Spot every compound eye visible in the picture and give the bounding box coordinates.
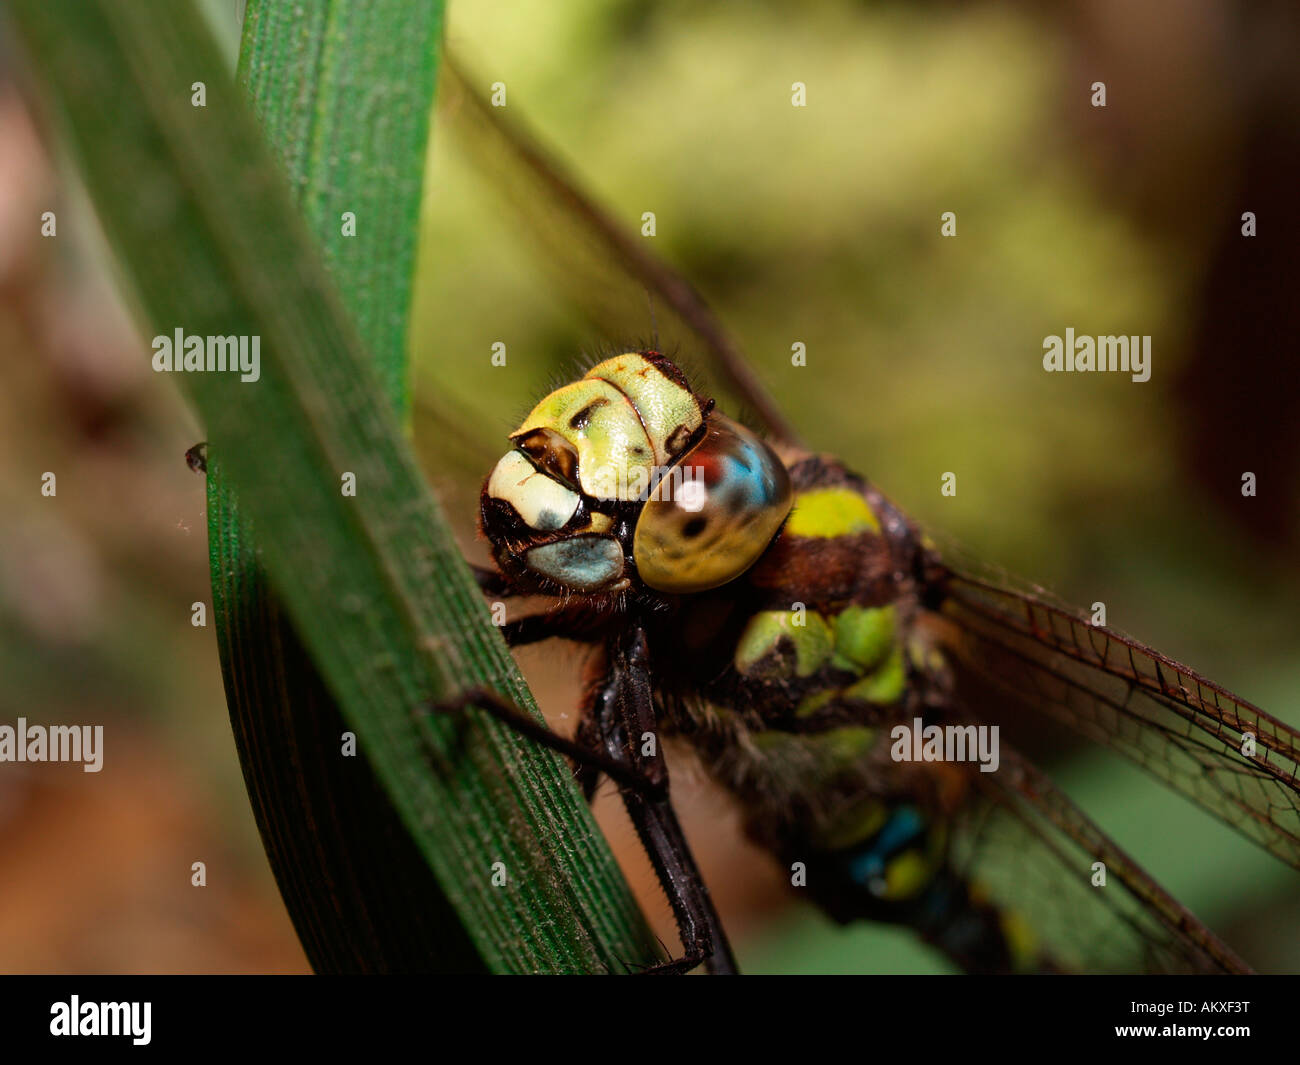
[633,414,792,593]
[512,427,581,490]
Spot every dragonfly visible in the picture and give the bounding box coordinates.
[428,56,1300,974]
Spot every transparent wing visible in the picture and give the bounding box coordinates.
[926,551,1300,870]
[948,745,1248,973]
[436,53,801,448]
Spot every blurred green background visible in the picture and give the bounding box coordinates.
[1,0,1296,972]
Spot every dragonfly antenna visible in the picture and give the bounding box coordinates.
[646,288,659,352]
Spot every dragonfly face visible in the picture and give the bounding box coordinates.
[480,351,794,597]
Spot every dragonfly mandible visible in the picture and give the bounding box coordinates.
[422,57,1300,974]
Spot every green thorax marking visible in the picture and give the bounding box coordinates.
[830,605,895,672]
[735,602,905,711]
[735,609,835,678]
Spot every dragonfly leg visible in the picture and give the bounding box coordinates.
[469,563,515,598]
[594,621,740,976]
[423,686,663,798]
[469,571,606,648]
[184,441,207,474]
[502,605,607,647]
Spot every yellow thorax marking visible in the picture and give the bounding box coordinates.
[786,487,880,538]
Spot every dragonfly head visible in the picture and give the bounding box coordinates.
[480,352,793,597]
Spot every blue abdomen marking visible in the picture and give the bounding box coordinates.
[845,805,926,891]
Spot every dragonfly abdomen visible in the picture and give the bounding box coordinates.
[800,802,1044,973]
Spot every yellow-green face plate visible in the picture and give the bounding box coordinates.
[511,354,703,501]
[585,354,703,466]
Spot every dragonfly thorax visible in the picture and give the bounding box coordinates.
[480,352,794,596]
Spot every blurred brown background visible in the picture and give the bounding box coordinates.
[1,0,1297,972]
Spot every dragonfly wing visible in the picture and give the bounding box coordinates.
[436,53,801,448]
[925,554,1300,869]
[949,744,1249,973]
